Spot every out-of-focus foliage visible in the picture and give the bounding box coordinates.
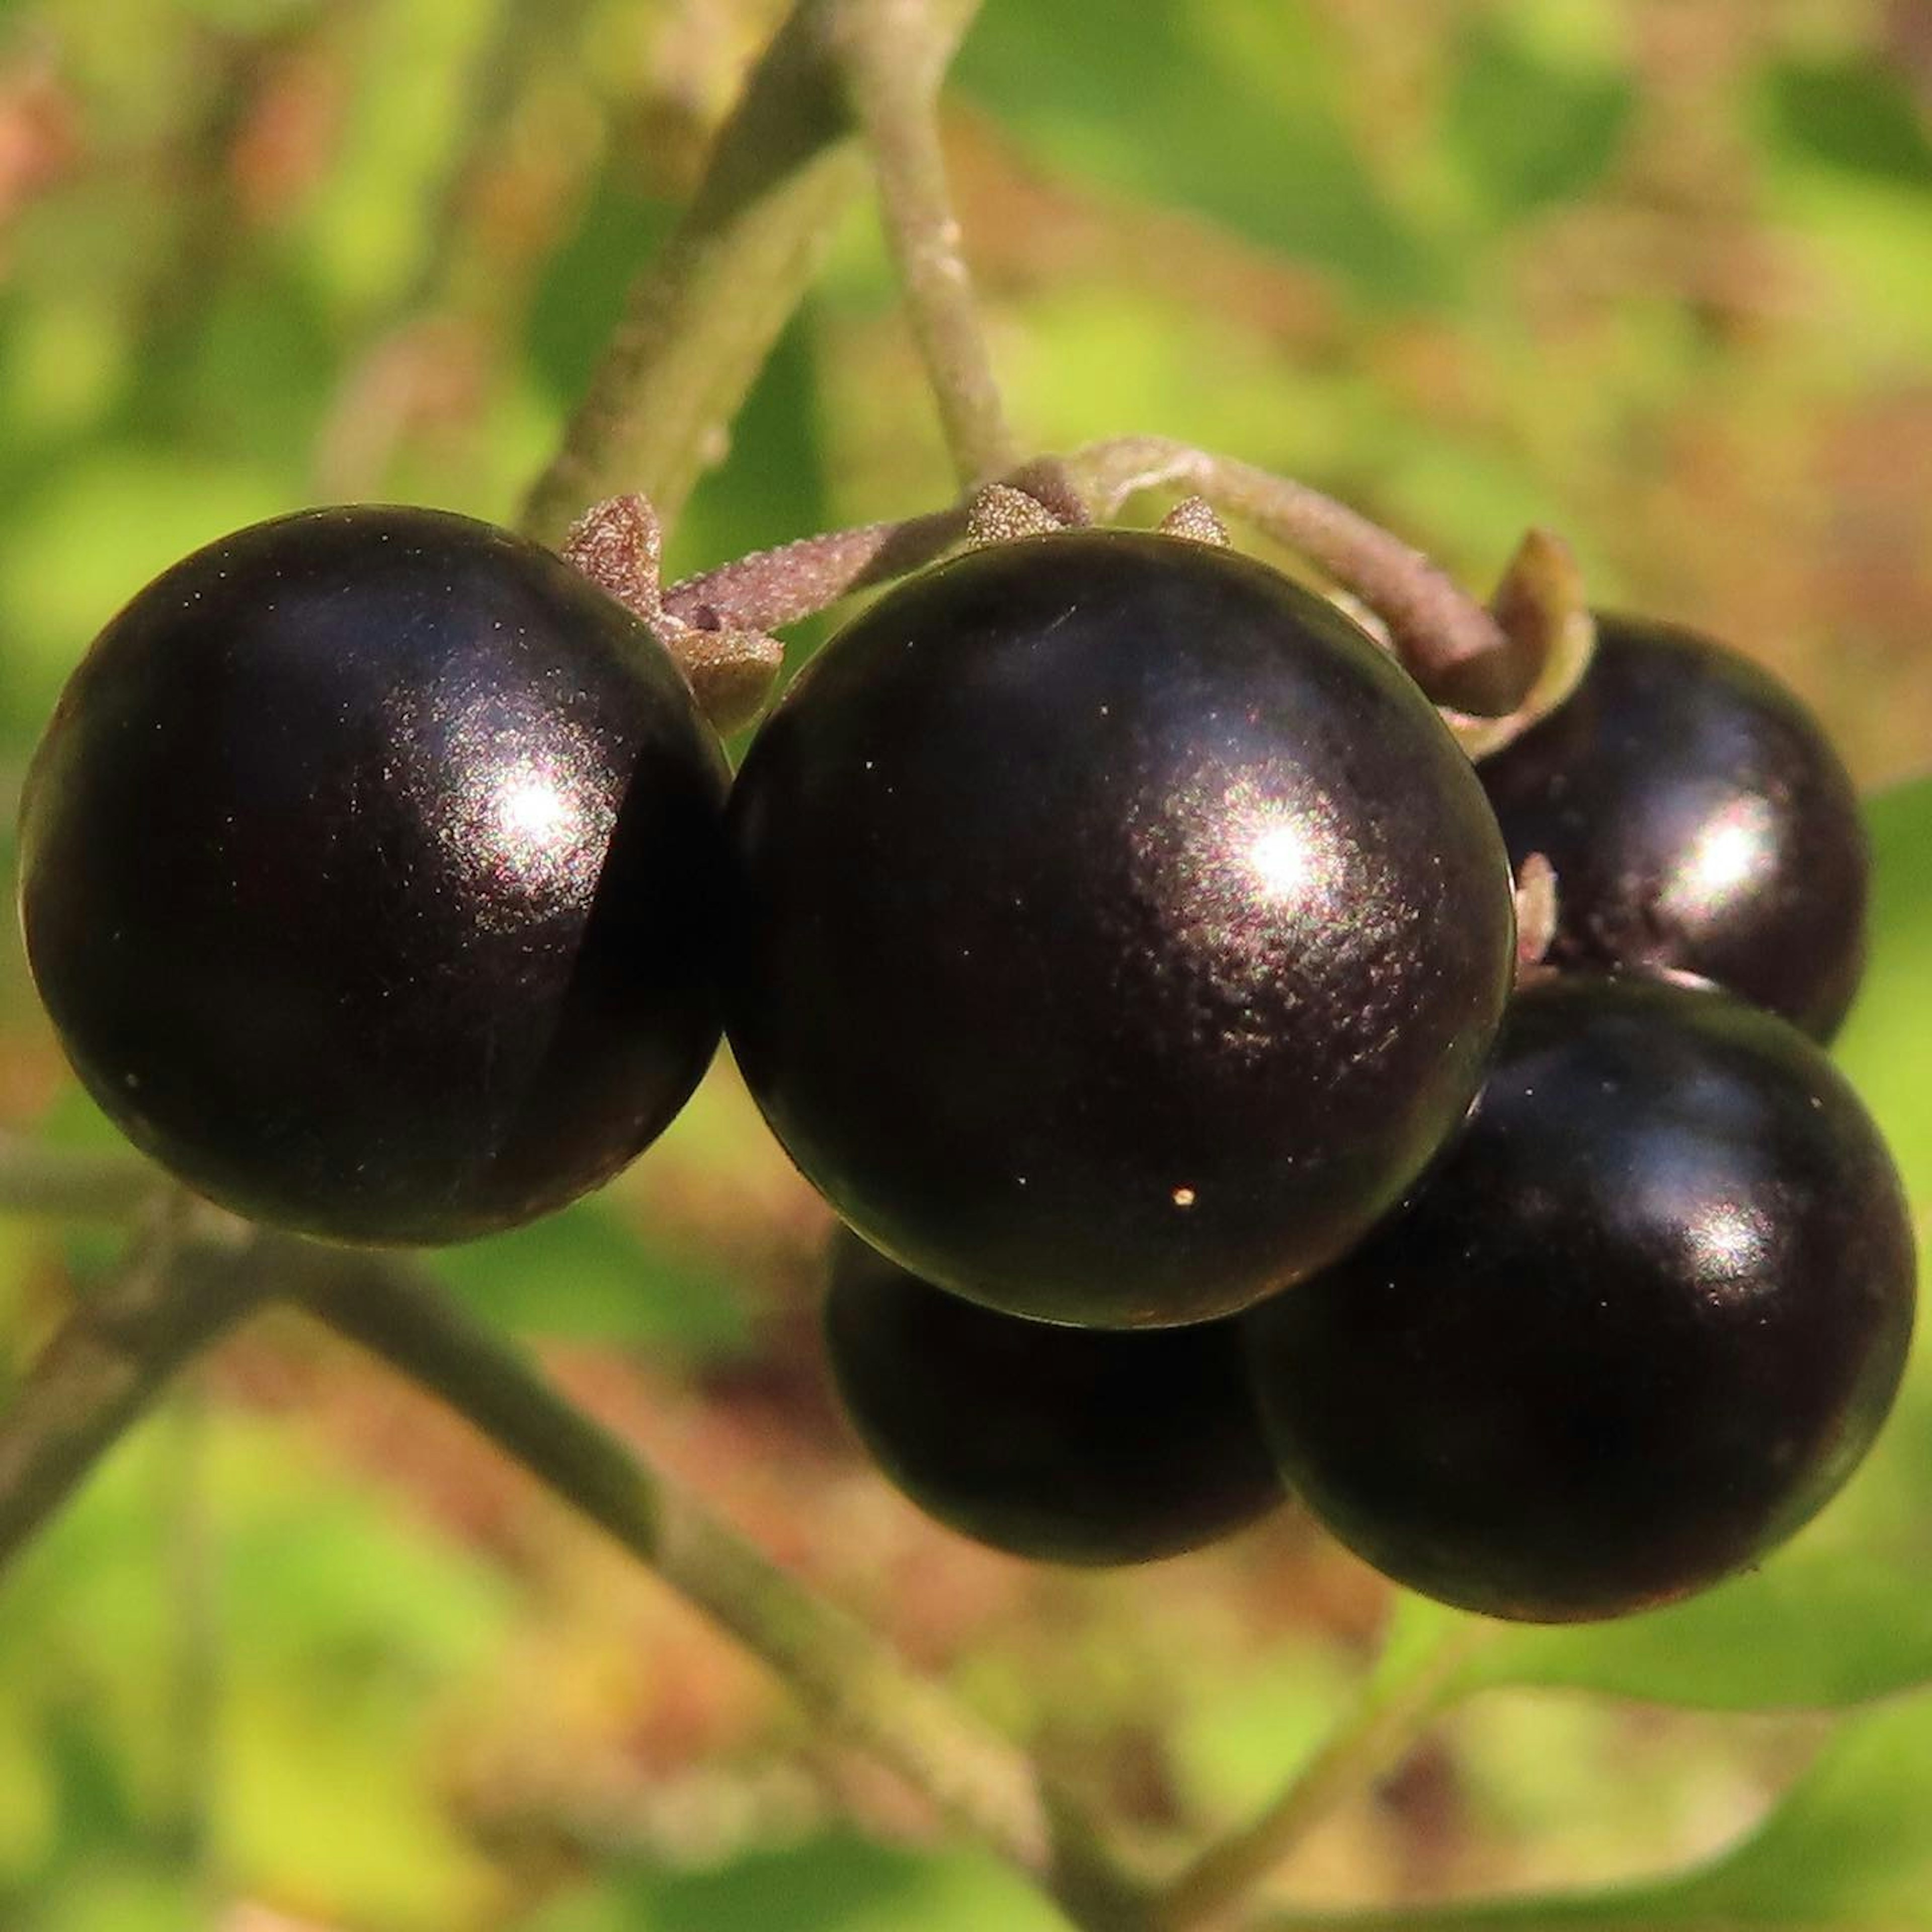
[0,1,1928,1928]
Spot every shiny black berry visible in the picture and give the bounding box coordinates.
[1245,975,1915,1623]
[19,506,729,1245]
[1478,613,1868,1039]
[824,1229,1282,1565]
[726,529,1516,1329]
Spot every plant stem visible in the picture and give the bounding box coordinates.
[1153,1620,1495,1930]
[520,0,986,544]
[0,1134,164,1221]
[293,1253,1149,1931]
[838,0,1017,487]
[662,503,970,630]
[0,1199,266,1573]
[1061,437,1525,714]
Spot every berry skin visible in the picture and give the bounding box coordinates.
[19,506,729,1245]
[1478,614,1868,1039]
[824,1230,1282,1565]
[726,530,1517,1329]
[1244,975,1916,1624]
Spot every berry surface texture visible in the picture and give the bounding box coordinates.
[725,528,1517,1328]
[1245,973,1917,1623]
[1479,613,1869,1038]
[19,506,730,1245]
[824,1230,1282,1565]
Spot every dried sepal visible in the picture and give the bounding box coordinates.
[1447,530,1597,762]
[561,493,784,733]
[966,481,1069,547]
[1512,851,1560,979]
[1157,497,1231,546]
[561,493,666,627]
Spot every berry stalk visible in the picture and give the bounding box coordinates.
[520,0,987,543]
[838,0,1019,487]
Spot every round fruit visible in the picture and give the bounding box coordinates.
[1244,975,1915,1623]
[725,529,1517,1328]
[19,506,729,1245]
[824,1229,1281,1565]
[1478,613,1867,1039]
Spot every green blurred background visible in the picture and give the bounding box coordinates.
[1,1,1929,1927]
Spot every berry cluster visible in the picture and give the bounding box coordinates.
[18,504,1916,1622]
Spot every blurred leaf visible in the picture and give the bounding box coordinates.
[124,259,341,459]
[0,449,289,735]
[41,1703,139,1864]
[15,1864,197,1932]
[299,0,496,314]
[954,0,1443,303]
[1172,1639,1355,1817]
[214,1424,517,1678]
[525,171,679,406]
[1837,779,1932,1209]
[1444,20,1636,222]
[668,306,829,585]
[526,1832,1065,1932]
[1760,57,1932,190]
[1383,1689,1932,1927]
[1453,1539,1932,1712]
[429,1196,750,1355]
[1660,1691,1932,1923]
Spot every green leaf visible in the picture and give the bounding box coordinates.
[954,0,1444,303]
[1453,1534,1932,1712]
[525,1832,1066,1932]
[1760,57,1932,190]
[1836,778,1932,1212]
[525,172,680,407]
[427,1196,750,1356]
[1444,20,1636,222]
[1379,1689,1932,1928]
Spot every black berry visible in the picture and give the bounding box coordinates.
[825,1229,1282,1565]
[19,506,729,1245]
[1478,613,1868,1039]
[1244,975,1915,1623]
[726,530,1517,1328]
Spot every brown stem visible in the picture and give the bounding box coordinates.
[1061,437,1527,715]
[663,503,970,631]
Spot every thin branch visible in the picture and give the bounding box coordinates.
[838,0,1017,487]
[1060,437,1526,715]
[0,1198,266,1572]
[520,0,986,544]
[1153,1619,1497,1930]
[291,1252,1150,1932]
[0,1134,165,1221]
[663,503,970,630]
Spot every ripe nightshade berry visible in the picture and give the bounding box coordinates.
[19,506,729,1245]
[725,530,1516,1329]
[1244,975,1916,1623]
[1478,614,1868,1039]
[824,1230,1282,1565]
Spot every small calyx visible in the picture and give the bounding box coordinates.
[562,494,785,734]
